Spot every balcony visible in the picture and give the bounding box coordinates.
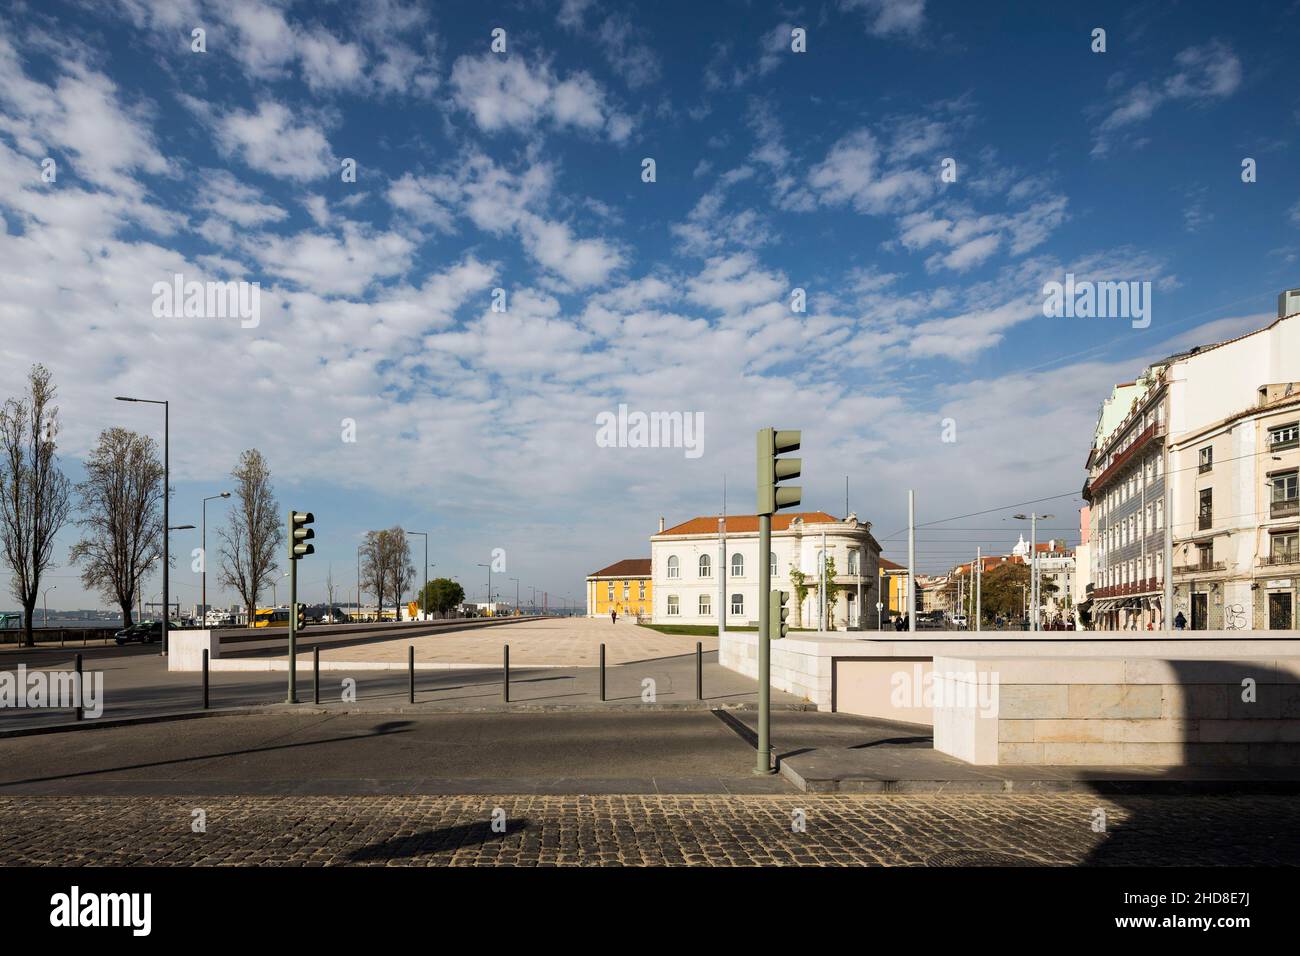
[1175,560,1226,573]
[1091,579,1160,599]
[1261,552,1300,568]
[1271,499,1299,520]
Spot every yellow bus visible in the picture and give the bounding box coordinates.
[252,607,291,628]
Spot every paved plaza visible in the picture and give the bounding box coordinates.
[1,792,1296,866]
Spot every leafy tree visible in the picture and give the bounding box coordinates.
[417,577,465,615]
[69,428,163,629]
[976,561,1058,624]
[789,566,808,627]
[1,365,72,645]
[823,555,839,624]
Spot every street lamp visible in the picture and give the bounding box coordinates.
[1013,513,1054,631]
[116,396,170,654]
[42,585,56,629]
[509,576,519,614]
[272,570,289,607]
[202,492,231,627]
[477,562,491,616]
[407,531,428,621]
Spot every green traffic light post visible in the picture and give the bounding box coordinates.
[755,426,801,775]
[288,510,315,703]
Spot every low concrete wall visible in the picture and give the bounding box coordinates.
[719,630,1300,711]
[931,654,1300,766]
[168,629,220,672]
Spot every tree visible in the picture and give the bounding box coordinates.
[360,530,389,621]
[218,449,282,623]
[0,365,72,646]
[417,577,465,616]
[69,428,163,629]
[822,555,839,625]
[789,566,808,627]
[384,527,415,616]
[975,561,1058,623]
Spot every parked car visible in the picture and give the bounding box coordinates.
[950,614,968,629]
[113,620,182,645]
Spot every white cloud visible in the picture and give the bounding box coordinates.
[838,0,927,37]
[449,53,632,142]
[204,100,334,181]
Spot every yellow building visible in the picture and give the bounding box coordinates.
[586,559,652,619]
[879,558,908,622]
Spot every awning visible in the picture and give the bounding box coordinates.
[1093,600,1116,613]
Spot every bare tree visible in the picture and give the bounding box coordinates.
[360,530,388,621]
[68,428,163,630]
[385,527,415,619]
[0,365,72,646]
[218,449,282,623]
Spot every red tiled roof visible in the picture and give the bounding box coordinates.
[878,557,905,571]
[587,559,651,578]
[658,512,841,536]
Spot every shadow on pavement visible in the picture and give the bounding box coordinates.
[346,818,528,862]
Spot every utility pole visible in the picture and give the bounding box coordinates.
[976,546,982,632]
[907,490,916,633]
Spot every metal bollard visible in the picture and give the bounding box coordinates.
[599,643,606,702]
[696,641,703,700]
[408,645,415,704]
[503,644,510,702]
[75,653,83,721]
[202,648,209,709]
[313,645,320,705]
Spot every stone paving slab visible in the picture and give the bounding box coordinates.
[1,793,1297,866]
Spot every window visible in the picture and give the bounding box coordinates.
[730,593,744,616]
[699,554,711,578]
[848,549,859,575]
[730,553,744,578]
[607,582,614,601]
[1270,532,1299,565]
[667,595,680,616]
[622,583,629,601]
[1196,543,1213,570]
[1198,489,1213,530]
[667,555,679,579]
[698,594,711,616]
[1268,422,1299,451]
[1273,472,1300,519]
[1199,446,1213,473]
[638,581,645,600]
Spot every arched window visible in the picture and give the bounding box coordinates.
[730,553,744,578]
[848,549,859,575]
[770,552,777,576]
[730,593,744,616]
[667,555,679,579]
[699,554,711,578]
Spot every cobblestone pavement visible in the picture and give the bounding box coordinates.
[1,793,1296,866]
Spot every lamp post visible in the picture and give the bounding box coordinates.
[202,492,231,627]
[1013,513,1054,631]
[116,396,170,654]
[407,531,427,621]
[477,562,491,616]
[42,585,56,628]
[272,570,289,607]
[509,577,519,614]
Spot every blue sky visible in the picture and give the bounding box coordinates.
[2,0,1299,612]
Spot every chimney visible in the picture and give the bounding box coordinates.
[658,516,665,533]
[1279,288,1300,319]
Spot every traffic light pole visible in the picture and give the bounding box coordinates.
[756,511,772,775]
[288,514,298,704]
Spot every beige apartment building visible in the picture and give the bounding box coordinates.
[1083,289,1300,630]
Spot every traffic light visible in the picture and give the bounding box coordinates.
[289,511,315,560]
[295,603,307,630]
[756,427,801,515]
[769,589,790,639]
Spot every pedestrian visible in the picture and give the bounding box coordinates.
[1174,610,1186,630]
[610,608,617,625]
